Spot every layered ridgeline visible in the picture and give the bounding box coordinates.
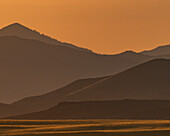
[141,44,170,56]
[0,23,91,52]
[1,59,170,118]
[0,23,152,103]
[8,100,170,120]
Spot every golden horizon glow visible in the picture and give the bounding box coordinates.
[1,0,170,54]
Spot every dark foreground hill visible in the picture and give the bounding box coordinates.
[1,59,170,118]
[64,59,170,101]
[0,77,106,117]
[0,103,8,109]
[7,100,170,120]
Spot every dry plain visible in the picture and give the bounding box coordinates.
[1,119,170,136]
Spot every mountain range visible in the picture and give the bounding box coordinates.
[1,59,170,118]
[0,23,91,52]
[0,23,153,103]
[1,23,170,119]
[141,44,170,56]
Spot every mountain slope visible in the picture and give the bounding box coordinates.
[0,23,92,52]
[0,36,152,103]
[0,59,169,118]
[0,77,106,117]
[155,54,170,59]
[65,59,170,101]
[8,100,170,120]
[141,44,170,56]
[0,103,8,109]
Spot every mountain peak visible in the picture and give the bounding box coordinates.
[1,22,28,30]
[119,50,138,55]
[0,22,94,53]
[123,50,137,54]
[9,22,24,26]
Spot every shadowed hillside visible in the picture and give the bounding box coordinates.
[1,59,170,118]
[8,100,170,120]
[0,103,8,109]
[64,59,170,101]
[0,77,106,117]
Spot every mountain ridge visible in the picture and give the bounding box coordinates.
[0,59,170,118]
[0,35,152,103]
[141,44,170,56]
[0,22,93,53]
[64,58,170,101]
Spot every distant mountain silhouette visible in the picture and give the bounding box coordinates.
[141,44,170,56]
[0,23,92,52]
[7,100,170,120]
[1,59,170,118]
[0,36,152,103]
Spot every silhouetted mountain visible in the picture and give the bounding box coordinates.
[64,59,170,101]
[0,59,169,118]
[7,100,170,120]
[141,44,170,56]
[0,36,151,103]
[0,23,92,52]
[0,77,105,117]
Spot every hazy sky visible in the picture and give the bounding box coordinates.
[0,0,170,54]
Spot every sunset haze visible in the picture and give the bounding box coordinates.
[0,0,170,54]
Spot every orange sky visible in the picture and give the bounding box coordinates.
[0,0,170,54]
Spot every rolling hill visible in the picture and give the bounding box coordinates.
[1,59,170,118]
[64,59,170,101]
[7,100,170,120]
[0,77,106,117]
